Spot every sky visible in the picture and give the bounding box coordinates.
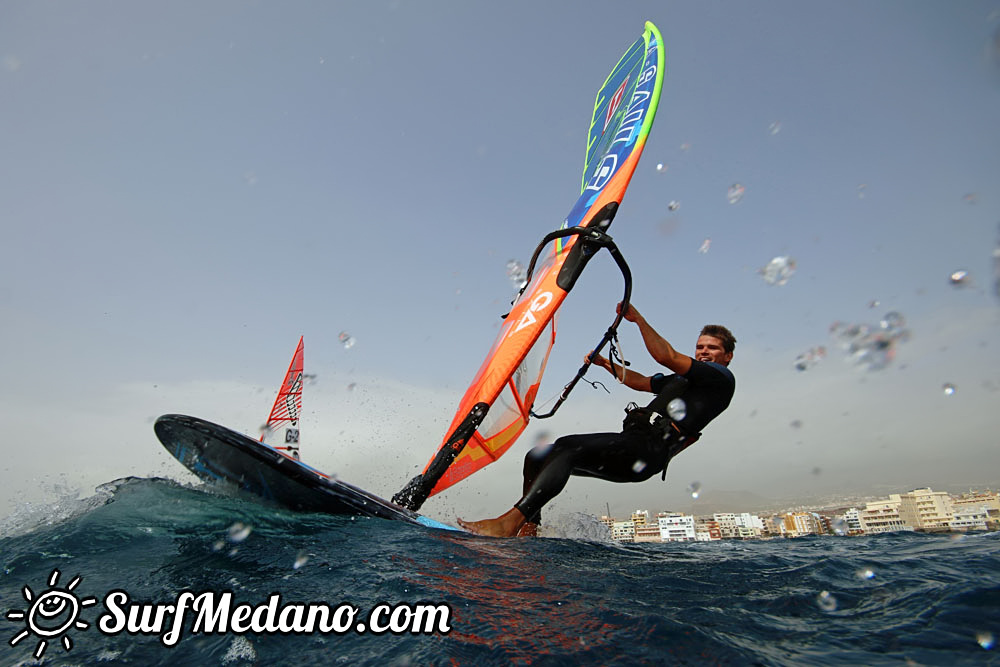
[2,1,999,524]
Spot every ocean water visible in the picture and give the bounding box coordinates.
[1,477,997,666]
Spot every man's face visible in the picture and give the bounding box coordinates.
[695,335,733,366]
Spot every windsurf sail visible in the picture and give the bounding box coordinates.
[259,336,305,460]
[393,22,665,511]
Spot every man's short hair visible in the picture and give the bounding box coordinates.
[700,325,736,354]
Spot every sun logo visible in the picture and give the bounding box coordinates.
[6,569,97,659]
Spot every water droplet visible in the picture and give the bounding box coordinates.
[868,299,880,308]
[964,193,978,205]
[227,522,252,543]
[726,183,745,204]
[793,346,826,371]
[667,398,687,421]
[857,184,867,198]
[346,382,357,392]
[942,383,956,396]
[668,200,680,211]
[976,631,995,650]
[880,311,905,332]
[768,121,782,135]
[790,419,803,429]
[855,568,876,580]
[212,540,225,552]
[338,332,356,349]
[816,590,838,612]
[680,142,691,151]
[949,270,971,287]
[759,256,796,286]
[293,551,310,570]
[656,163,667,172]
[831,517,848,535]
[687,481,701,499]
[632,460,647,473]
[698,238,711,254]
[505,259,527,290]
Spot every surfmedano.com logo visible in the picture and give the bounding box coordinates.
[6,569,452,658]
[6,569,98,659]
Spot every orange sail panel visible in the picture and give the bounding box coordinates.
[416,22,666,499]
[260,336,305,449]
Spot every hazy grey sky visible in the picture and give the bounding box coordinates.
[2,1,999,523]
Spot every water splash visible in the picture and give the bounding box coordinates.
[726,183,745,204]
[759,256,796,286]
[830,312,910,371]
[793,346,826,371]
[227,522,252,543]
[949,270,971,287]
[338,332,356,349]
[506,259,527,290]
[816,590,838,612]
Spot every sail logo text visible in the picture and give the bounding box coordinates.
[585,63,657,193]
[511,292,553,334]
[5,570,452,658]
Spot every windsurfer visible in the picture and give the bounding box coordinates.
[457,303,736,538]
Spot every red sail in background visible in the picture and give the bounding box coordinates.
[260,336,304,452]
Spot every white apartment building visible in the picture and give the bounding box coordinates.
[843,508,863,535]
[612,520,635,542]
[736,513,765,538]
[658,514,696,542]
[949,506,989,531]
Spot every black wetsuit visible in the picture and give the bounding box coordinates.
[514,360,736,523]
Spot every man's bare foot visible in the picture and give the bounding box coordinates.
[457,508,526,537]
[516,522,538,537]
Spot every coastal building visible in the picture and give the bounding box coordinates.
[949,506,990,531]
[611,520,635,543]
[634,523,663,543]
[762,515,786,537]
[898,488,954,530]
[736,513,765,538]
[952,490,1000,515]
[859,495,912,534]
[694,517,721,541]
[658,513,696,542]
[713,513,740,539]
[783,512,824,537]
[842,508,864,535]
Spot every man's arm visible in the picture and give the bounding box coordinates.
[620,303,693,375]
[591,351,653,392]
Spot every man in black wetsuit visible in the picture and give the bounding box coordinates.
[458,303,735,538]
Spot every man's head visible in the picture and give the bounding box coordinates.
[696,324,736,366]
